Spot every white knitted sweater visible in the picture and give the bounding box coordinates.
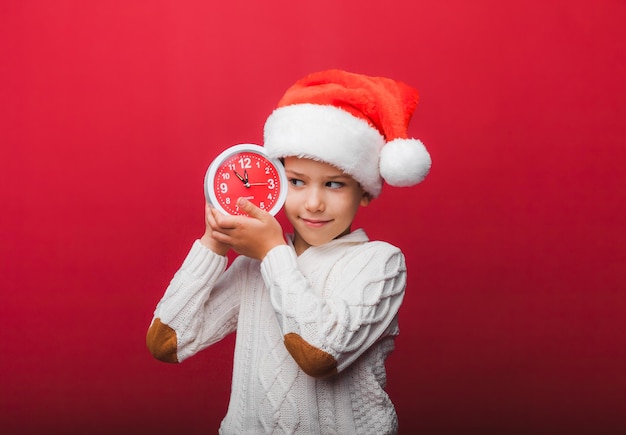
[151,229,407,434]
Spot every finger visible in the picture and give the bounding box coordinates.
[211,208,239,230]
[205,203,222,229]
[237,197,267,220]
[205,202,215,222]
[210,228,232,244]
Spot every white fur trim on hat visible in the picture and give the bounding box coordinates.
[264,103,386,197]
[380,138,432,187]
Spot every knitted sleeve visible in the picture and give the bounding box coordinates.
[260,242,406,378]
[147,240,241,363]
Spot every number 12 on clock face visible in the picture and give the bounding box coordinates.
[204,144,288,216]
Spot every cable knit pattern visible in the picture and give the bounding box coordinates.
[152,241,234,361]
[258,303,300,434]
[149,229,405,434]
[261,233,406,373]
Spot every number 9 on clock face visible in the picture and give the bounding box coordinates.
[204,144,287,216]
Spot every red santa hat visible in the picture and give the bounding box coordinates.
[263,69,431,197]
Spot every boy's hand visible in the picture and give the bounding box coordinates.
[200,203,231,256]
[208,198,286,260]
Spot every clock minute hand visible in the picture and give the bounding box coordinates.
[233,170,250,187]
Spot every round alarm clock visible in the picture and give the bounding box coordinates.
[204,143,287,216]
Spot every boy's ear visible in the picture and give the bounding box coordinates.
[360,192,372,207]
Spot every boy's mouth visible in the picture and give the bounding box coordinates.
[300,217,332,228]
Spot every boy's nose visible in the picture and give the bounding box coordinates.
[305,188,324,212]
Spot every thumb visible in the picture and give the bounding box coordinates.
[237,197,266,219]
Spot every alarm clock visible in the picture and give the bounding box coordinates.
[204,143,288,216]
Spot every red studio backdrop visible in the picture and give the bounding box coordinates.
[1,1,625,434]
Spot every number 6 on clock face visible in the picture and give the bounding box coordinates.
[204,144,288,216]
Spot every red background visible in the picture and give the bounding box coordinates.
[1,1,625,434]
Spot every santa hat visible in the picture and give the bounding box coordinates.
[263,69,431,197]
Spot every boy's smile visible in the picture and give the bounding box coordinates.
[283,156,370,255]
[301,218,332,228]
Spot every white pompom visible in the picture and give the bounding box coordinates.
[379,138,431,186]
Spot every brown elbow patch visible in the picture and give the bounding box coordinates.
[146,318,179,363]
[284,333,337,378]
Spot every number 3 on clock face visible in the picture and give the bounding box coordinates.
[204,144,287,216]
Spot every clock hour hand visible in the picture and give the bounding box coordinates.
[233,170,250,188]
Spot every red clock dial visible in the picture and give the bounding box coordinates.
[204,144,287,216]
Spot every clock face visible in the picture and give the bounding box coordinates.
[204,144,287,216]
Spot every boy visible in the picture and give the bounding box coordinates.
[147,69,431,434]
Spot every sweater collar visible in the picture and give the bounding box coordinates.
[286,228,369,251]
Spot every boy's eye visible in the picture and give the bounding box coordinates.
[289,178,305,187]
[326,181,345,189]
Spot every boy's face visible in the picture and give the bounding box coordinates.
[283,156,370,255]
